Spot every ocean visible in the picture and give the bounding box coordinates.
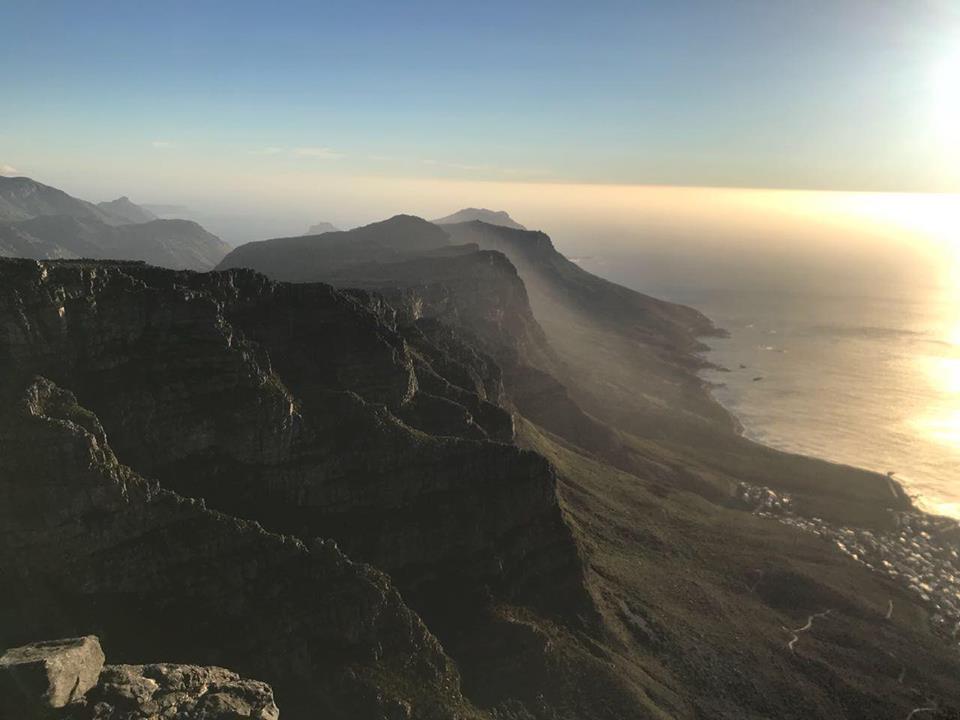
[538,188,960,518]
[678,287,960,518]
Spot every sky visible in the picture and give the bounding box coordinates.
[2,0,960,215]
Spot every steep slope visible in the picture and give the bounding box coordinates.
[434,208,526,230]
[441,220,912,523]
[95,196,158,224]
[520,417,960,720]
[0,258,603,718]
[0,377,472,720]
[222,217,627,470]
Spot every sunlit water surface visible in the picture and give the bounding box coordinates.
[547,189,960,518]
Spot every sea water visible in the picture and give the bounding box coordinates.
[540,188,960,518]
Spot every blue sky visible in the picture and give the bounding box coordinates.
[2,0,959,197]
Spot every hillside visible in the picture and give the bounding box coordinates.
[0,176,116,224]
[0,177,229,270]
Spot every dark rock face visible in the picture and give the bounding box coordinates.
[0,258,594,717]
[0,637,105,714]
[220,218,628,479]
[68,664,280,720]
[0,376,467,719]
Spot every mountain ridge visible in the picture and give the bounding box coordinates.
[0,177,229,270]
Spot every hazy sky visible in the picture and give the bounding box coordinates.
[2,0,960,204]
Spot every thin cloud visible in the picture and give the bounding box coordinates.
[151,140,175,149]
[293,147,344,160]
[250,147,285,155]
[0,163,18,176]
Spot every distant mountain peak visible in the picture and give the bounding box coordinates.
[304,221,340,236]
[97,196,157,225]
[432,208,526,230]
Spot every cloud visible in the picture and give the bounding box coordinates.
[249,147,285,156]
[0,163,18,176]
[293,146,344,160]
[151,140,175,149]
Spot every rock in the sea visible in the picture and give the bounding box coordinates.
[0,636,105,714]
[71,664,280,720]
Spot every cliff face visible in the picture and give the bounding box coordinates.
[0,377,467,719]
[0,258,594,716]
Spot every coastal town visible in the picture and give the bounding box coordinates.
[738,482,960,646]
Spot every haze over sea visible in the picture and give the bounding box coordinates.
[536,186,960,519]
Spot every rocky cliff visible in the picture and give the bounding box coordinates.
[0,257,595,718]
[0,375,470,718]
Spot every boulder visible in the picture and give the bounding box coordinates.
[0,636,105,714]
[77,664,280,720]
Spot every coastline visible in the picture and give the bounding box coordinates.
[692,327,960,645]
[692,325,956,519]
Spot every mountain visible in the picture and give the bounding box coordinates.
[0,177,229,270]
[433,207,526,229]
[305,220,340,235]
[96,195,158,224]
[218,214,453,280]
[4,215,960,718]
[0,258,588,719]
[0,176,115,224]
[0,215,230,270]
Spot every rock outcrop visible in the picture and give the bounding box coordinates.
[0,637,105,715]
[1,636,280,720]
[67,664,280,720]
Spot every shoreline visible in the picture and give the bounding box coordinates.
[693,329,960,523]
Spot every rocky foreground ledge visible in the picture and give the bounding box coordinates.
[0,636,279,719]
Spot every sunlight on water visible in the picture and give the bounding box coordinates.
[568,187,960,519]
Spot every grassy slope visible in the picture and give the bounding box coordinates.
[518,418,959,720]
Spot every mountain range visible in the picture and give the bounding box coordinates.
[0,177,230,270]
[1,178,958,719]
